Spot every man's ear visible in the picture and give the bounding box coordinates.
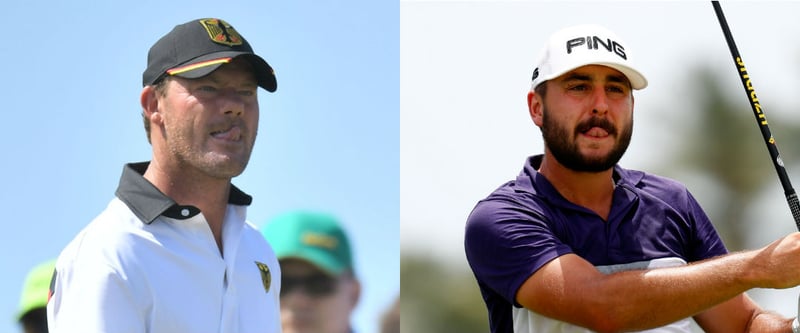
[527,90,543,127]
[141,85,163,125]
[348,278,361,310]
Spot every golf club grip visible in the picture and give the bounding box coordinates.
[789,194,800,231]
[711,1,800,230]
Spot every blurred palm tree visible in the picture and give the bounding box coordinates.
[400,254,488,333]
[661,65,800,250]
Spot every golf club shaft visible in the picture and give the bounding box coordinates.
[711,1,800,230]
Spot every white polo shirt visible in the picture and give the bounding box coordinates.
[48,162,282,333]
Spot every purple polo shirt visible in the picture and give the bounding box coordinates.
[464,155,728,333]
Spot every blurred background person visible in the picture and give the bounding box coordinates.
[262,210,360,333]
[17,259,55,333]
[380,295,399,333]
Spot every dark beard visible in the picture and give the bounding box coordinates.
[541,107,632,172]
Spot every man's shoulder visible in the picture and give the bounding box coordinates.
[60,198,146,255]
[473,179,540,212]
[467,179,549,234]
[616,166,699,210]
[617,166,690,193]
[467,156,555,223]
[242,219,276,254]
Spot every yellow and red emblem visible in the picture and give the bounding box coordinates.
[255,261,272,293]
[199,18,243,47]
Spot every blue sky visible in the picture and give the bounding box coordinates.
[1,1,398,333]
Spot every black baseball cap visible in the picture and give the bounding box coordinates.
[143,18,277,92]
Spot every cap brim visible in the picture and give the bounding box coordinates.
[168,51,277,92]
[537,62,647,90]
[278,251,347,276]
[596,62,647,90]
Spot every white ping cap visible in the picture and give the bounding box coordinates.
[531,24,648,90]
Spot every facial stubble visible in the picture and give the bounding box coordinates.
[540,106,633,172]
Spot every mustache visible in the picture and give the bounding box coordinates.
[576,116,616,135]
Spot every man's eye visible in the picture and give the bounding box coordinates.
[568,84,587,91]
[607,86,626,94]
[198,86,217,92]
[238,90,256,97]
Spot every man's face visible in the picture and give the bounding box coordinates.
[534,65,634,172]
[19,308,47,333]
[155,58,260,179]
[279,259,359,333]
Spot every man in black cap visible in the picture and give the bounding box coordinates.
[47,18,281,333]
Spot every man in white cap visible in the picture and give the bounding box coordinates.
[465,24,800,333]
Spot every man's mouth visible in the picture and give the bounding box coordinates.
[211,126,242,141]
[582,127,609,138]
[577,118,616,138]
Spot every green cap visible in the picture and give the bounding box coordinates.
[261,210,353,275]
[17,259,56,320]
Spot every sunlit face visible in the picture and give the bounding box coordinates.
[534,65,634,172]
[279,259,359,333]
[156,58,260,179]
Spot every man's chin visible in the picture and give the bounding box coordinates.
[285,321,317,333]
[555,154,618,173]
[198,156,249,179]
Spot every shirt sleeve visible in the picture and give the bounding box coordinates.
[685,190,728,260]
[465,197,573,306]
[48,252,148,332]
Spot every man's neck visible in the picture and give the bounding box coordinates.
[143,159,231,254]
[537,154,616,220]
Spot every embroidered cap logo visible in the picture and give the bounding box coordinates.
[302,232,339,250]
[565,35,627,60]
[199,18,243,47]
[255,261,272,293]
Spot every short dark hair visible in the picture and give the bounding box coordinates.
[534,82,547,98]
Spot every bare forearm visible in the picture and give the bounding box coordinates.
[522,233,800,332]
[694,294,793,333]
[588,233,800,331]
[581,252,757,331]
[746,310,793,333]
